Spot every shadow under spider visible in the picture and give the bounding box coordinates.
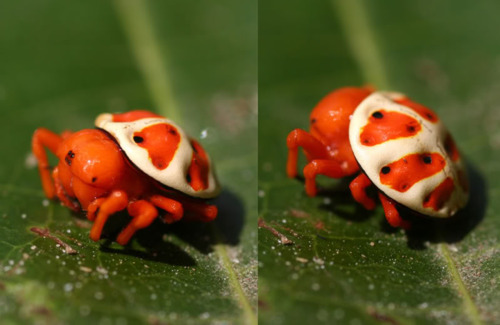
[295,161,487,250]
[316,178,377,223]
[294,175,376,222]
[98,189,245,265]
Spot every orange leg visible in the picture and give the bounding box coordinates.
[52,167,80,212]
[87,198,107,221]
[32,128,63,199]
[89,191,128,241]
[349,173,376,210]
[303,159,347,196]
[286,129,329,178]
[149,195,184,224]
[175,196,217,222]
[378,192,411,229]
[116,200,158,245]
[60,130,73,139]
[187,139,210,191]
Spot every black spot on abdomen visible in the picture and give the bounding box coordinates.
[65,150,75,165]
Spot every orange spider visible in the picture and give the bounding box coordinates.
[32,110,220,245]
[286,87,468,228]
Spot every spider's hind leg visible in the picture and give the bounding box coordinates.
[378,192,411,229]
[176,196,217,222]
[349,173,376,210]
[149,195,183,224]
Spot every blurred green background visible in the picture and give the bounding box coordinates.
[259,0,499,324]
[0,1,256,324]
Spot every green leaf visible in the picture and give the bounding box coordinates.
[259,0,499,324]
[0,1,257,324]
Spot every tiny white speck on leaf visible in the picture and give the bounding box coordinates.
[296,257,308,263]
[419,302,429,309]
[24,152,38,169]
[79,305,91,316]
[80,266,92,273]
[313,257,325,265]
[64,283,74,292]
[96,266,108,274]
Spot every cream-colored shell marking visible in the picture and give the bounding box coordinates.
[96,114,220,199]
[349,92,469,218]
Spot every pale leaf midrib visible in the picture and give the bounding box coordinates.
[112,0,181,123]
[331,0,390,89]
[440,243,483,325]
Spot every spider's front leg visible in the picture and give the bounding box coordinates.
[303,159,348,196]
[286,129,328,178]
[88,190,128,241]
[32,128,63,198]
[116,200,158,245]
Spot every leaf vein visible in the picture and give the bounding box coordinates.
[331,0,389,88]
[439,243,483,325]
[112,0,181,122]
